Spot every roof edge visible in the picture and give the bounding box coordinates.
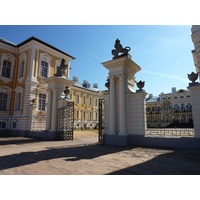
[17,36,75,60]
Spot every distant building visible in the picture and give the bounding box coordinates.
[0,36,103,134]
[146,87,193,127]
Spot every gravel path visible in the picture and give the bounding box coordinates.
[0,130,200,175]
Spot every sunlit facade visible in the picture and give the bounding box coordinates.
[0,37,103,134]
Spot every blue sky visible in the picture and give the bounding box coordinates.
[0,25,195,96]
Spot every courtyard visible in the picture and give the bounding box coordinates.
[0,130,200,175]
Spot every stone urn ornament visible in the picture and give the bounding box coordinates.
[105,78,110,91]
[136,80,145,91]
[64,86,70,98]
[188,72,199,85]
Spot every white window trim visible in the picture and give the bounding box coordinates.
[0,86,12,112]
[18,52,27,83]
[76,108,80,120]
[38,53,52,78]
[76,91,81,105]
[89,110,93,120]
[0,120,7,129]
[82,109,86,120]
[37,88,47,111]
[0,53,16,83]
[83,93,87,106]
[89,95,93,107]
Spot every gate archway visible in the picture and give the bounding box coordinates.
[56,102,74,140]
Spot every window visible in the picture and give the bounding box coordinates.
[0,121,6,128]
[19,60,25,78]
[83,111,86,119]
[76,94,80,104]
[0,93,8,111]
[13,122,17,129]
[95,112,98,120]
[174,104,179,111]
[2,60,11,78]
[40,61,48,78]
[186,103,192,111]
[90,97,92,106]
[174,96,178,100]
[187,95,190,99]
[76,110,79,119]
[180,96,184,99]
[38,94,46,111]
[83,96,86,105]
[95,98,98,107]
[181,104,185,112]
[15,93,21,111]
[89,111,92,120]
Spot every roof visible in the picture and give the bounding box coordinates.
[0,36,75,59]
[146,96,160,103]
[73,82,103,93]
[0,37,16,47]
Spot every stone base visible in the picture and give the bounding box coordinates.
[2,130,57,140]
[103,134,200,149]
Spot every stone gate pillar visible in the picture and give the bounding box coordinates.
[43,76,75,139]
[102,39,147,146]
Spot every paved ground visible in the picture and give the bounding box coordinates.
[0,130,200,175]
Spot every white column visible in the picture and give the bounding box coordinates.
[50,89,58,131]
[46,89,52,131]
[108,76,116,135]
[118,74,127,135]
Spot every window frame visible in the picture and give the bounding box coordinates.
[38,93,46,111]
[0,53,16,83]
[0,92,8,111]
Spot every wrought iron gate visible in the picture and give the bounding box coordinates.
[57,102,74,140]
[146,101,194,137]
[98,99,105,144]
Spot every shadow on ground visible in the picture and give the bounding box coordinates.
[0,135,200,175]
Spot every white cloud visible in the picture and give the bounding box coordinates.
[141,70,188,82]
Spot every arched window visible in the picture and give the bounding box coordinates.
[0,93,8,111]
[174,96,178,100]
[180,96,184,99]
[40,61,48,78]
[186,103,192,111]
[38,93,46,111]
[181,104,185,112]
[2,60,11,78]
[174,104,179,111]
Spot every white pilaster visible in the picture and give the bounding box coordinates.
[46,89,52,131]
[108,75,116,135]
[118,74,127,135]
[50,89,58,131]
[27,48,37,82]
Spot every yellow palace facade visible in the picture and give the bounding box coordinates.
[0,37,103,135]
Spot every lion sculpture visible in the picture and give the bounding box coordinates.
[112,39,131,59]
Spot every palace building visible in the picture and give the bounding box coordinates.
[146,87,193,127]
[0,36,103,135]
